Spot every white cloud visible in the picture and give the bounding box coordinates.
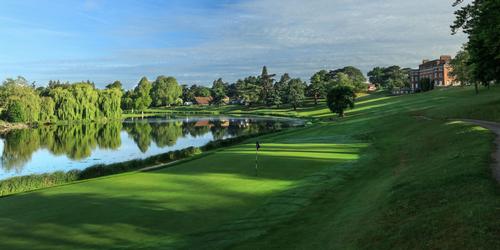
[1,0,466,88]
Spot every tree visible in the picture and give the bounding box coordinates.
[268,88,282,108]
[105,80,123,92]
[121,90,135,110]
[4,98,27,122]
[134,77,152,112]
[383,66,410,90]
[419,78,434,92]
[287,78,306,111]
[328,66,367,92]
[99,88,122,119]
[211,78,228,105]
[367,67,385,87]
[226,83,238,100]
[71,83,100,120]
[181,84,195,102]
[451,0,500,87]
[275,73,291,105]
[449,47,476,91]
[327,86,356,118]
[50,87,78,121]
[151,76,182,107]
[258,66,276,106]
[308,70,328,105]
[327,72,354,90]
[39,97,56,123]
[1,77,41,122]
[190,85,211,97]
[0,76,31,109]
[236,76,261,106]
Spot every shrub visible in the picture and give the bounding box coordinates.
[419,78,435,92]
[4,99,27,123]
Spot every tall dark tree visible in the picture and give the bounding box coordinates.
[105,80,123,92]
[121,90,135,110]
[287,78,306,111]
[259,66,276,106]
[226,83,238,100]
[211,78,228,105]
[451,0,500,88]
[181,84,195,102]
[308,70,328,105]
[190,85,211,97]
[275,73,291,105]
[236,76,261,106]
[367,67,385,87]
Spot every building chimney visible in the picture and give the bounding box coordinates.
[440,55,451,62]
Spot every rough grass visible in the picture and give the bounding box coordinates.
[0,86,499,249]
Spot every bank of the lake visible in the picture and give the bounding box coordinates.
[0,116,302,195]
[0,86,498,249]
[0,120,29,134]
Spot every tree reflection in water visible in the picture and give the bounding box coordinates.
[0,117,299,174]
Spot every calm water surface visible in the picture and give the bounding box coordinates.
[0,116,303,180]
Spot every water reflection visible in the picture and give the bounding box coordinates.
[0,116,301,179]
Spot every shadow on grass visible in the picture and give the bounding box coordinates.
[0,175,285,250]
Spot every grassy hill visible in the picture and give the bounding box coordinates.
[0,86,499,249]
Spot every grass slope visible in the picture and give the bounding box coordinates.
[0,86,499,249]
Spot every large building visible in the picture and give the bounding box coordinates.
[410,55,457,90]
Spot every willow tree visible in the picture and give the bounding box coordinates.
[2,82,41,123]
[39,97,56,123]
[71,83,99,121]
[99,88,122,119]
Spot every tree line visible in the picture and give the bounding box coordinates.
[110,65,369,113]
[0,77,122,123]
[0,64,370,122]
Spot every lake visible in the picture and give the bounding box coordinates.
[0,116,303,180]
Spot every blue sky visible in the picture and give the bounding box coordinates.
[0,0,466,89]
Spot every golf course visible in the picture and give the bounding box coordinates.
[0,86,499,249]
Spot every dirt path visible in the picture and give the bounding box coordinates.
[460,119,500,183]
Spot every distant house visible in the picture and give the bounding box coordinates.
[367,84,377,92]
[183,101,193,106]
[194,120,212,127]
[194,96,213,105]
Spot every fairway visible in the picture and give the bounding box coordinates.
[0,86,499,249]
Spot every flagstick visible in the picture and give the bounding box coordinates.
[255,148,258,170]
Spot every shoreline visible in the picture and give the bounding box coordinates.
[0,121,29,134]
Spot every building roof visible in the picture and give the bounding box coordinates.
[194,96,213,105]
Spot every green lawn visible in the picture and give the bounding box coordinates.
[0,86,499,249]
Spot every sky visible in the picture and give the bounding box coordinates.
[0,0,466,89]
